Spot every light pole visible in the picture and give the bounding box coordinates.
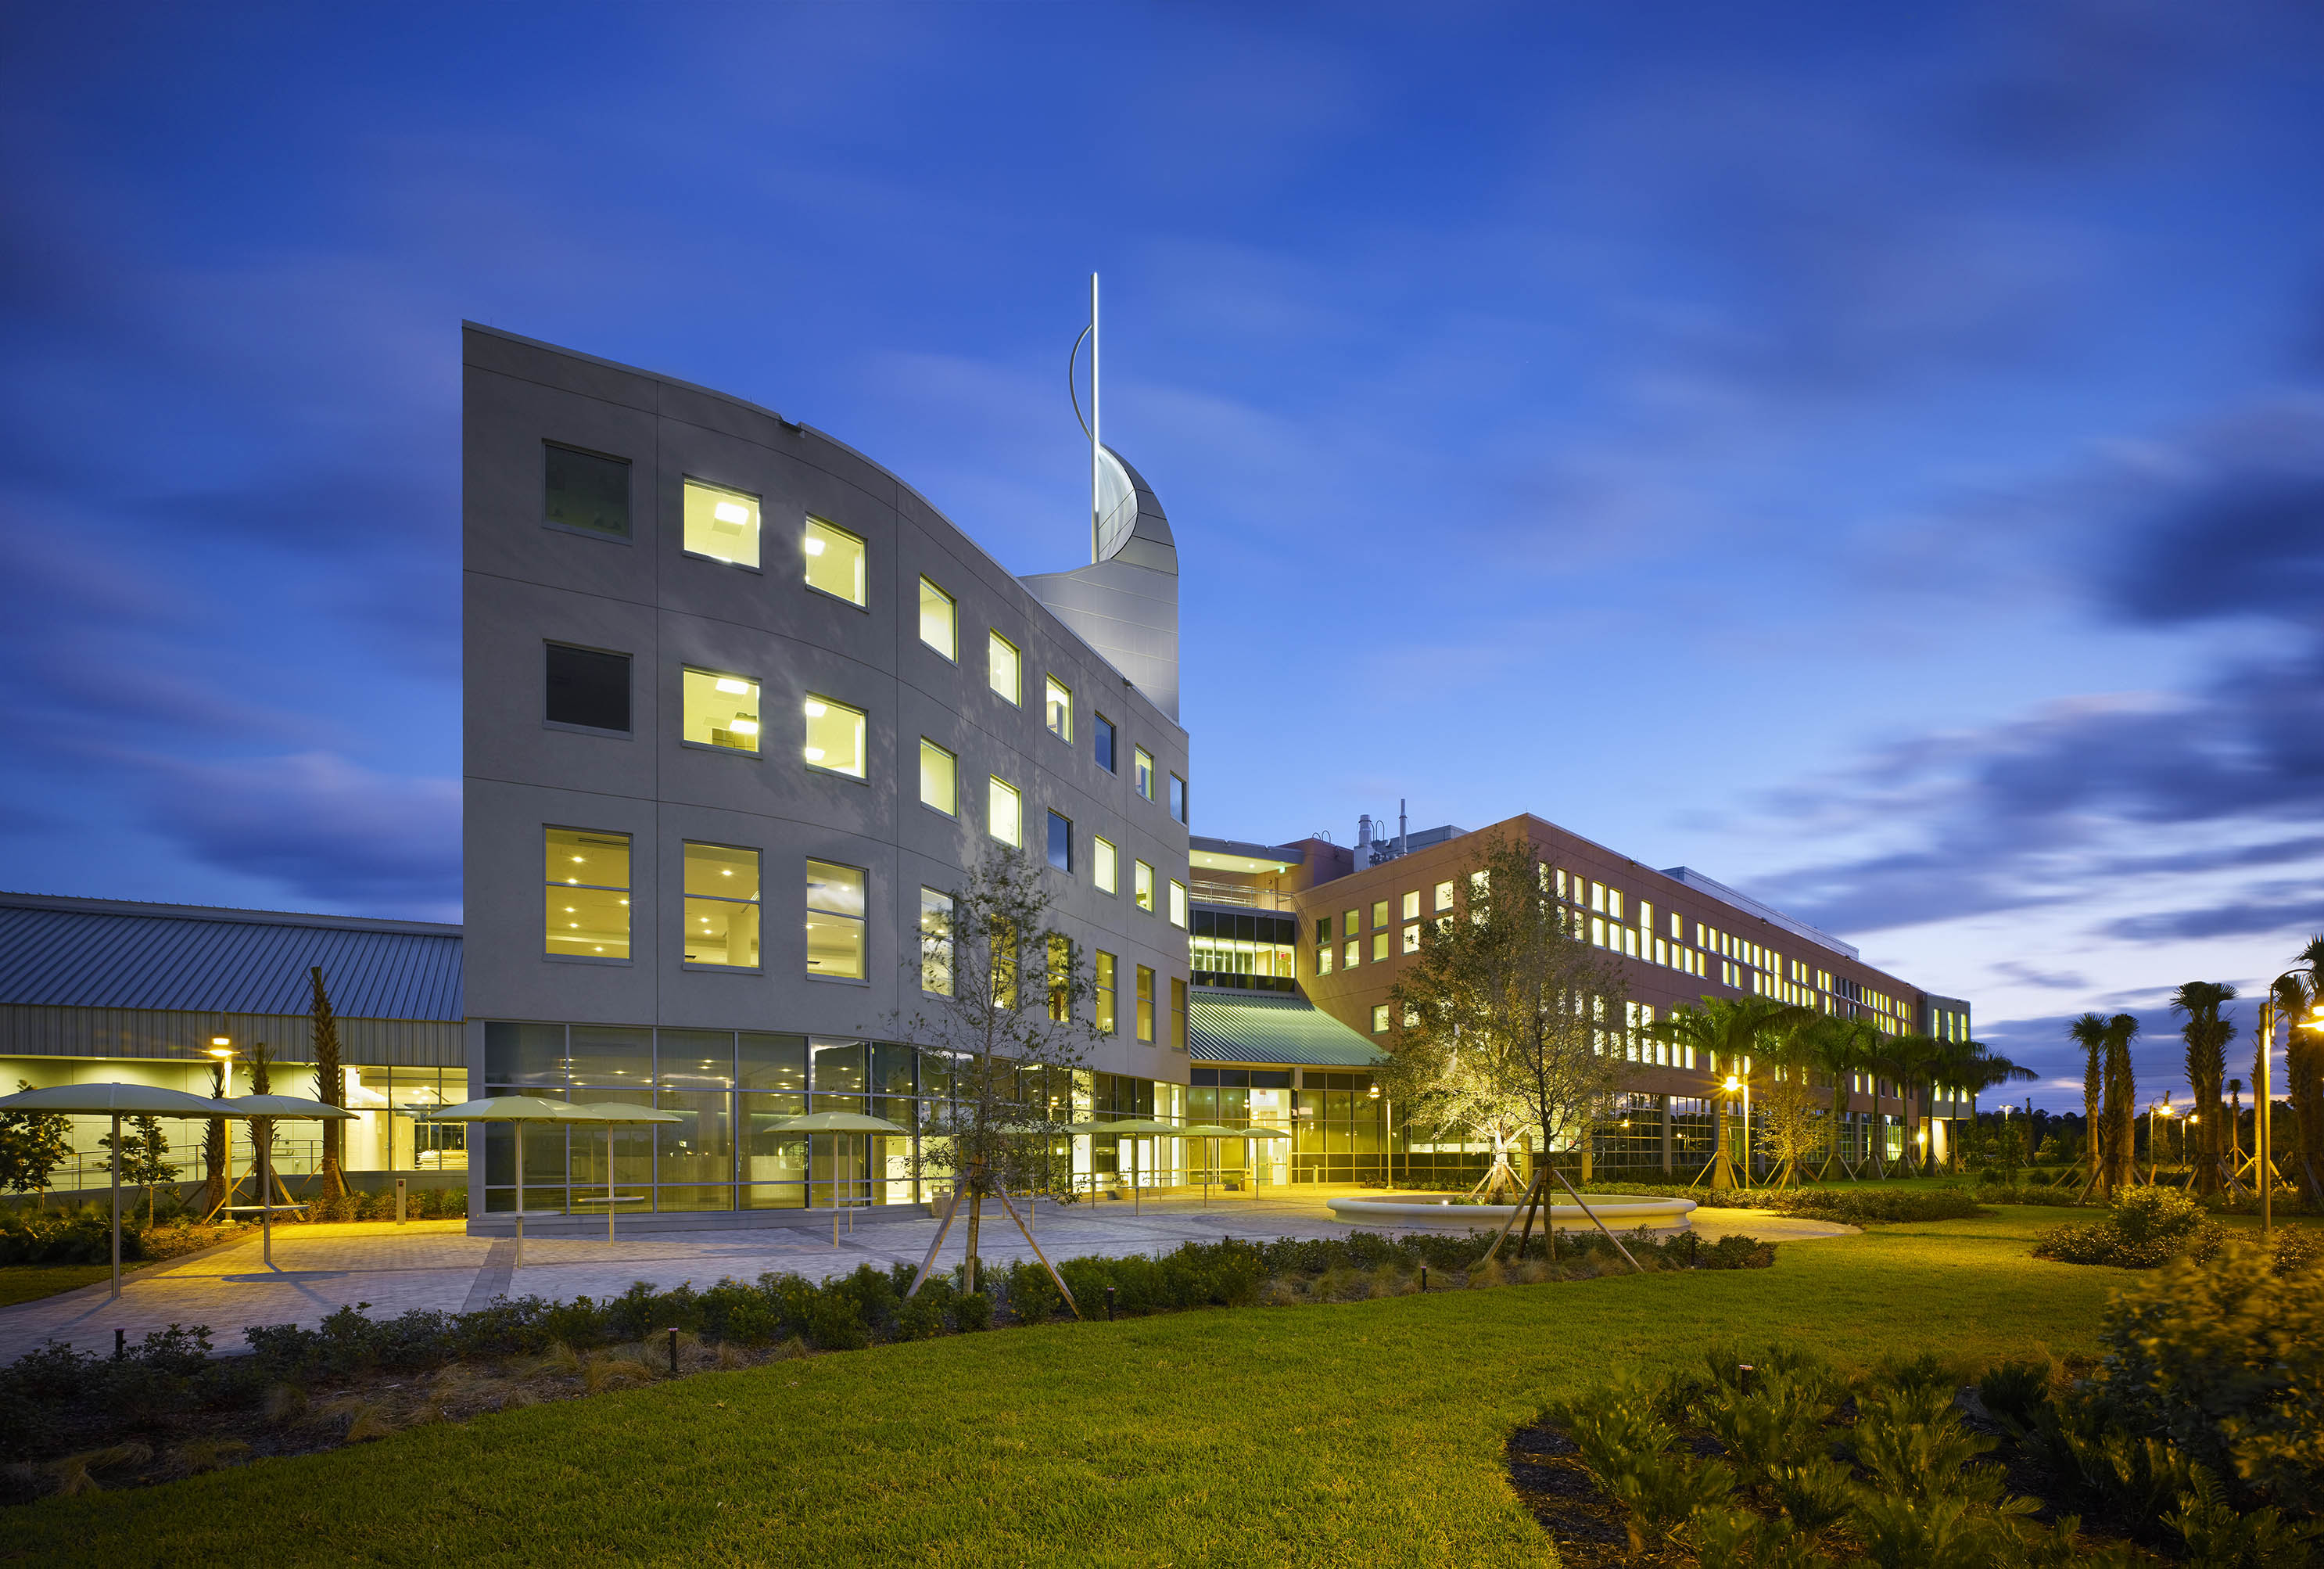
[1368,1083,1389,1191]
[2252,976,2322,1237]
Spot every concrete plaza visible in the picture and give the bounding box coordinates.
[0,1194,1852,1361]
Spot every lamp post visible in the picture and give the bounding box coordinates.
[1367,1083,1388,1191]
[2251,975,2322,1237]
[1723,1074,1743,1189]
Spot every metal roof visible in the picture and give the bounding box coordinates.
[1187,990,1385,1068]
[0,893,462,1020]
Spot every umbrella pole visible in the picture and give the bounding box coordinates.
[515,1121,525,1270]
[110,1113,123,1299]
[608,1126,617,1245]
[260,1122,273,1269]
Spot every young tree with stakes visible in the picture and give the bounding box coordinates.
[0,1079,76,1212]
[309,966,349,1197]
[901,846,1093,1309]
[2068,1013,2107,1196]
[2171,981,2237,1197]
[98,1115,178,1226]
[2097,1013,2140,1201]
[2270,935,2324,1206]
[1383,835,1638,1267]
[1644,997,1810,1189]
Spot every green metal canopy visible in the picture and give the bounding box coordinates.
[1185,991,1385,1068]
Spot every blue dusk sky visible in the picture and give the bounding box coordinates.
[2,3,2320,1107]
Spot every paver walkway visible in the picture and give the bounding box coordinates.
[0,1197,1851,1360]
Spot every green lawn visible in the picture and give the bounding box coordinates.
[0,1261,158,1309]
[10,1207,2141,1566]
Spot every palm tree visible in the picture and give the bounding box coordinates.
[2276,935,2324,1205]
[1645,997,1810,1190]
[2171,982,2236,1196]
[1795,1014,1880,1180]
[1935,1039,2036,1172]
[1878,1034,1946,1176]
[2099,1013,2139,1200]
[2068,1013,2108,1196]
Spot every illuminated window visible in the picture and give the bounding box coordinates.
[803,518,864,604]
[1134,747,1154,801]
[1318,946,1334,975]
[988,777,1021,846]
[1403,924,1420,953]
[1372,932,1390,962]
[1093,836,1117,894]
[1045,677,1072,741]
[1343,939,1359,968]
[1343,909,1360,939]
[988,632,1020,705]
[805,860,866,980]
[1171,977,1187,1052]
[802,695,865,778]
[1402,891,1420,921]
[683,842,760,968]
[919,739,956,815]
[1169,880,1187,928]
[919,577,956,659]
[1434,881,1454,913]
[1371,900,1390,928]
[544,643,629,734]
[1168,774,1187,824]
[683,479,761,567]
[1093,714,1116,772]
[1135,965,1155,1043]
[682,667,760,753]
[1095,952,1117,1033]
[545,828,630,959]
[1048,810,1074,873]
[543,442,629,538]
[1134,859,1154,912]
[1372,1005,1390,1034]
[920,887,952,995]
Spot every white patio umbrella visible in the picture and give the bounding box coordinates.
[1061,1118,1185,1214]
[0,1082,238,1298]
[412,1096,600,1266]
[566,1102,683,1243]
[764,1111,909,1244]
[225,1094,359,1271]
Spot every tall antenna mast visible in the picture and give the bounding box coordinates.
[1089,271,1100,564]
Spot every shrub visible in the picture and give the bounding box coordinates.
[2034,1185,2223,1268]
[805,1291,869,1352]
[999,1259,1063,1324]
[952,1292,993,1333]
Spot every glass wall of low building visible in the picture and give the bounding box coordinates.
[1188,909,1298,991]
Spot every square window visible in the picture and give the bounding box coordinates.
[988,777,1021,846]
[918,577,956,659]
[919,739,956,815]
[1434,881,1454,913]
[683,478,761,567]
[1135,965,1155,1043]
[988,632,1020,705]
[683,842,761,968]
[1048,810,1074,873]
[1372,1005,1390,1034]
[1372,932,1389,962]
[1168,879,1186,928]
[802,695,866,777]
[1093,836,1118,894]
[920,887,952,995]
[1402,890,1420,921]
[1093,714,1116,772]
[1045,677,1072,741]
[544,443,629,538]
[1095,952,1117,1033]
[803,518,865,605]
[545,828,630,959]
[682,667,760,753]
[1402,923,1420,953]
[805,860,866,980]
[1168,774,1187,824]
[1134,859,1153,912]
[545,643,630,733]
[1134,747,1154,800]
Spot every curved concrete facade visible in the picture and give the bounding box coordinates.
[1021,447,1180,722]
[461,324,1190,1083]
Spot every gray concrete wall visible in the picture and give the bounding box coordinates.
[462,325,1192,1080]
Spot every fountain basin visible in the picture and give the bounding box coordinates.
[1325,1193,1697,1230]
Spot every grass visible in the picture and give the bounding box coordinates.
[5,1206,2146,1566]
[0,1261,165,1309]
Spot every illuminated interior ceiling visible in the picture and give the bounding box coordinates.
[1189,848,1298,874]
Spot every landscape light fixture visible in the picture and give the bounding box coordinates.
[1723,1075,1740,1092]
[206,1037,234,1058]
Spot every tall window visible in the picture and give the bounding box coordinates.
[1434,881,1454,913]
[1171,977,1187,1053]
[803,518,865,604]
[802,695,866,778]
[1372,1004,1390,1033]
[1047,935,1071,1022]
[918,577,956,659]
[545,643,630,734]
[1134,747,1154,801]
[988,777,1021,846]
[1093,836,1118,894]
[920,887,953,995]
[1168,879,1187,928]
[1095,952,1117,1033]
[1135,965,1155,1043]
[1403,924,1419,953]
[1168,774,1187,824]
[545,828,630,959]
[1402,890,1420,920]
[1093,714,1116,772]
[1134,859,1154,912]
[1045,676,1072,741]
[683,842,760,968]
[988,632,1020,705]
[543,442,629,538]
[805,861,866,980]
[919,739,956,815]
[1372,932,1390,962]
[1047,810,1074,872]
[682,668,761,753]
[683,478,761,567]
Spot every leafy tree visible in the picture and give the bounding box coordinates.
[1383,834,1632,1203]
[2171,982,2237,1197]
[1752,1029,1826,1188]
[309,966,349,1197]
[0,1079,75,1211]
[898,846,1097,1296]
[1645,997,1809,1190]
[97,1115,179,1225]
